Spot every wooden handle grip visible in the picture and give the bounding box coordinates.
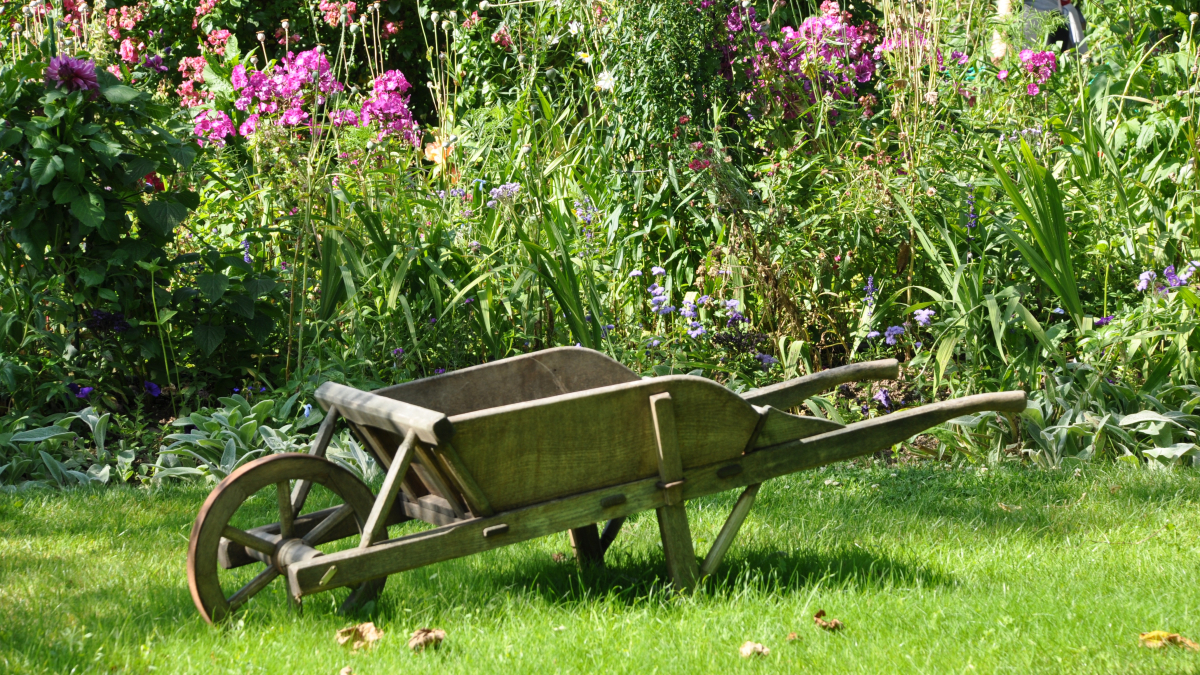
[315,381,454,445]
[741,359,900,410]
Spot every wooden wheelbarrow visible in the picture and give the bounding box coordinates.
[187,347,1026,622]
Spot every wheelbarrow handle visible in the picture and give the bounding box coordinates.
[741,359,899,410]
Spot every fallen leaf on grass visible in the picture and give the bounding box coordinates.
[823,479,841,487]
[551,552,568,563]
[786,632,800,642]
[998,502,1021,512]
[1110,485,1122,494]
[339,668,354,675]
[408,627,446,652]
[814,610,843,632]
[336,622,383,651]
[1140,631,1200,650]
[739,641,769,657]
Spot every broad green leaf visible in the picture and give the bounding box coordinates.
[100,84,142,103]
[29,155,62,186]
[69,192,105,229]
[193,323,225,355]
[11,427,75,443]
[196,272,229,301]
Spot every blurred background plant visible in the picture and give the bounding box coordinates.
[4,0,1200,491]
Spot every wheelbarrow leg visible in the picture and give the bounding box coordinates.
[650,393,700,591]
[569,524,604,566]
[700,483,761,578]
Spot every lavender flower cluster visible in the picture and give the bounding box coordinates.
[486,182,521,208]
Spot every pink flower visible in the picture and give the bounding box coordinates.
[360,70,419,144]
[687,158,711,171]
[238,114,259,136]
[997,69,1008,81]
[193,109,235,146]
[206,29,231,56]
[492,25,513,50]
[193,0,218,29]
[1018,49,1034,63]
[1026,82,1040,96]
[119,38,139,63]
[231,64,248,90]
[106,64,124,80]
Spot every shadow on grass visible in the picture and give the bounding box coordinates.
[423,541,952,611]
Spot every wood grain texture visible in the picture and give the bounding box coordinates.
[447,376,760,512]
[372,347,640,417]
[288,391,1027,597]
[650,393,699,590]
[741,359,899,410]
[752,406,843,449]
[316,381,453,445]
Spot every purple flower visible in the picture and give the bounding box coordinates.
[649,339,661,347]
[698,295,712,304]
[144,381,161,397]
[434,368,446,374]
[913,308,936,326]
[873,388,892,410]
[884,325,905,345]
[629,270,643,278]
[303,403,312,417]
[950,50,968,65]
[393,347,404,356]
[681,300,698,318]
[1165,265,1183,287]
[864,276,876,316]
[1136,270,1156,292]
[1026,83,1040,96]
[45,55,99,93]
[724,299,739,310]
[67,383,93,399]
[756,353,779,366]
[655,305,676,316]
[1094,315,1114,327]
[143,54,169,73]
[867,330,880,339]
[688,322,706,338]
[651,266,666,276]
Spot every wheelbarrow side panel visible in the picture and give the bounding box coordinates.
[446,375,761,512]
[372,347,640,417]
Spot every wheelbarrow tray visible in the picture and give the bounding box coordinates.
[188,347,1026,622]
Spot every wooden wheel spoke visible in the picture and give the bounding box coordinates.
[222,525,276,556]
[227,566,279,609]
[277,481,294,538]
[290,479,313,518]
[302,503,355,545]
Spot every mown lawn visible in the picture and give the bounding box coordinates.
[2,462,1200,674]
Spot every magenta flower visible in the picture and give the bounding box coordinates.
[45,55,99,93]
[997,70,1009,81]
[1026,83,1040,96]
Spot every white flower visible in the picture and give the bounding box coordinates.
[576,51,592,64]
[595,70,615,91]
[568,20,583,35]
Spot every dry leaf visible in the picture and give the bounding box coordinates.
[408,627,446,652]
[998,502,1021,512]
[739,641,770,657]
[1110,485,1122,494]
[1139,631,1200,650]
[336,622,384,651]
[814,610,844,632]
[786,632,800,642]
[339,668,354,675]
[551,552,568,563]
[823,479,841,487]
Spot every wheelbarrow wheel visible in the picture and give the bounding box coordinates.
[187,453,384,623]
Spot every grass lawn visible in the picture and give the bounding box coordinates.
[3,461,1200,674]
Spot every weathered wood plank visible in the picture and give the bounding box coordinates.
[742,359,899,410]
[699,483,760,578]
[434,441,495,517]
[599,517,625,553]
[291,407,340,513]
[412,441,468,518]
[372,347,640,417]
[288,391,1026,596]
[752,406,843,449]
[360,430,416,548]
[650,393,699,590]
[316,381,454,445]
[448,376,760,512]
